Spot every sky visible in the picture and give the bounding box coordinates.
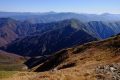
[0,0,120,14]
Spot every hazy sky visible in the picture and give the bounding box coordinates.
[0,0,120,14]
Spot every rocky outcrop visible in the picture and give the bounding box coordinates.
[95,63,120,80]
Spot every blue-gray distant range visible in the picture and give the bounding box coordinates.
[0,12,120,23]
[0,12,120,57]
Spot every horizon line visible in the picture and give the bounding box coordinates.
[0,11,120,15]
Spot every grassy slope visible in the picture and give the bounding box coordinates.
[1,34,120,80]
[0,50,27,71]
[0,71,17,79]
[32,34,120,80]
[0,72,37,80]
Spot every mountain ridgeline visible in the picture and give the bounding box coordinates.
[0,17,119,57]
[0,12,120,79]
[0,12,120,23]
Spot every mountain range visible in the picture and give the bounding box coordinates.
[31,33,120,72]
[24,33,120,80]
[0,12,120,23]
[0,12,120,80]
[0,17,120,57]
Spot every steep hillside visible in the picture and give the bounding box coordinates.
[21,34,120,80]
[87,21,115,39]
[0,18,18,46]
[31,34,120,71]
[4,19,120,56]
[0,18,69,47]
[0,18,34,47]
[5,19,97,56]
[1,18,120,57]
[1,31,120,80]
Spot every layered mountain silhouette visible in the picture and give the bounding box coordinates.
[0,18,35,46]
[0,18,120,57]
[0,12,120,79]
[26,34,120,72]
[4,19,97,56]
[0,12,120,23]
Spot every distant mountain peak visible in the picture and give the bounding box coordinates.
[68,19,80,29]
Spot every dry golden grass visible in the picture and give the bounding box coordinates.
[1,72,37,80]
[1,35,120,80]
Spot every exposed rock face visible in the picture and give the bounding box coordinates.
[95,63,120,80]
